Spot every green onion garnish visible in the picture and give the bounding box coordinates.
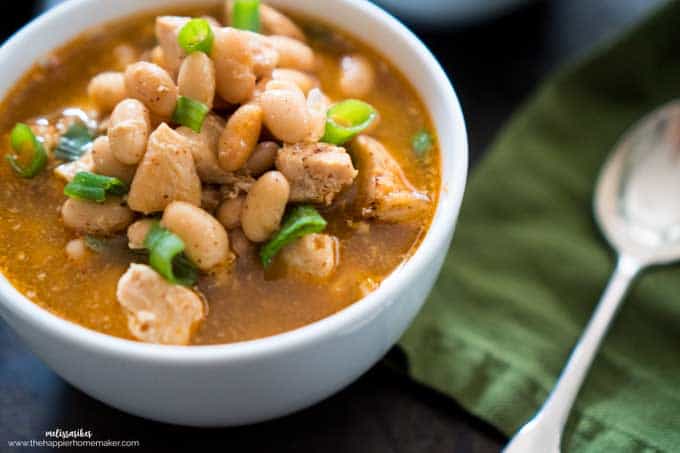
[260,205,327,267]
[232,0,261,32]
[144,222,198,286]
[5,123,47,178]
[177,18,214,54]
[54,123,94,162]
[411,129,434,157]
[321,100,378,145]
[172,96,210,133]
[63,171,128,203]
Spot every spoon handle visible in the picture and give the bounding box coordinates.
[504,254,641,453]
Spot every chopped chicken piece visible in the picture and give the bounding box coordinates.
[280,233,339,278]
[127,123,202,214]
[155,16,190,77]
[176,114,232,183]
[275,142,357,205]
[117,264,205,345]
[353,135,430,222]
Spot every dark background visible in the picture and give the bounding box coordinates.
[0,0,666,451]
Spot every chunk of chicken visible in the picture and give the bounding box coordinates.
[352,135,431,222]
[127,123,202,214]
[155,16,190,77]
[211,27,256,104]
[275,142,357,205]
[176,114,233,183]
[280,234,339,279]
[116,264,205,345]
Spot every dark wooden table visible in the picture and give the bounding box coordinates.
[0,0,665,451]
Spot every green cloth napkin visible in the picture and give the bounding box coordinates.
[399,2,680,451]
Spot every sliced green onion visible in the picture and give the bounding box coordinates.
[144,222,198,286]
[5,123,47,178]
[322,100,378,145]
[411,129,434,157]
[260,205,327,267]
[64,171,128,202]
[177,18,214,54]
[54,123,94,162]
[172,96,210,133]
[232,0,261,32]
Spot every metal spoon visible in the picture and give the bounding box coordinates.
[504,101,680,453]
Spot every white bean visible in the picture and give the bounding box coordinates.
[125,62,178,118]
[91,136,136,184]
[260,81,310,143]
[216,195,245,230]
[244,141,279,176]
[88,72,127,112]
[272,68,318,94]
[225,2,306,41]
[108,99,151,165]
[306,88,329,142]
[268,36,315,71]
[113,44,138,70]
[259,5,306,41]
[339,54,375,98]
[65,238,89,261]
[241,171,290,242]
[127,219,154,250]
[162,201,231,271]
[228,228,254,258]
[218,103,263,172]
[178,52,216,109]
[61,198,134,236]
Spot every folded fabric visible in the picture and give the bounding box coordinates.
[400,2,680,451]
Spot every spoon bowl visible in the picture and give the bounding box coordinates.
[596,100,680,266]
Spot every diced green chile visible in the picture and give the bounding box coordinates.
[411,129,434,157]
[54,123,94,162]
[172,96,210,133]
[322,100,377,145]
[232,0,261,32]
[260,205,327,267]
[144,222,199,287]
[63,171,128,202]
[5,123,47,178]
[177,18,214,54]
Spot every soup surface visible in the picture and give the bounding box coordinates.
[0,2,440,345]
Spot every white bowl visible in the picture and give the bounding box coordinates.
[0,0,467,426]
